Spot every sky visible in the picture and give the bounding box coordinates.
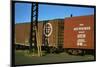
[15,3,94,23]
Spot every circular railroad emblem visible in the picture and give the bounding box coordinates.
[44,23,53,37]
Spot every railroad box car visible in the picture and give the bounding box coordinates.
[63,15,94,55]
[15,19,64,50]
[42,19,64,53]
[44,19,64,48]
[15,22,44,47]
[15,23,30,46]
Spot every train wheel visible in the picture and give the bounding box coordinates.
[72,50,79,55]
[67,49,73,55]
[50,47,55,53]
[80,50,86,56]
[67,49,86,55]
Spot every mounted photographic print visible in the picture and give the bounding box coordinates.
[11,1,96,67]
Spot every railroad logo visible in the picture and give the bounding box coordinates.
[44,23,53,37]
